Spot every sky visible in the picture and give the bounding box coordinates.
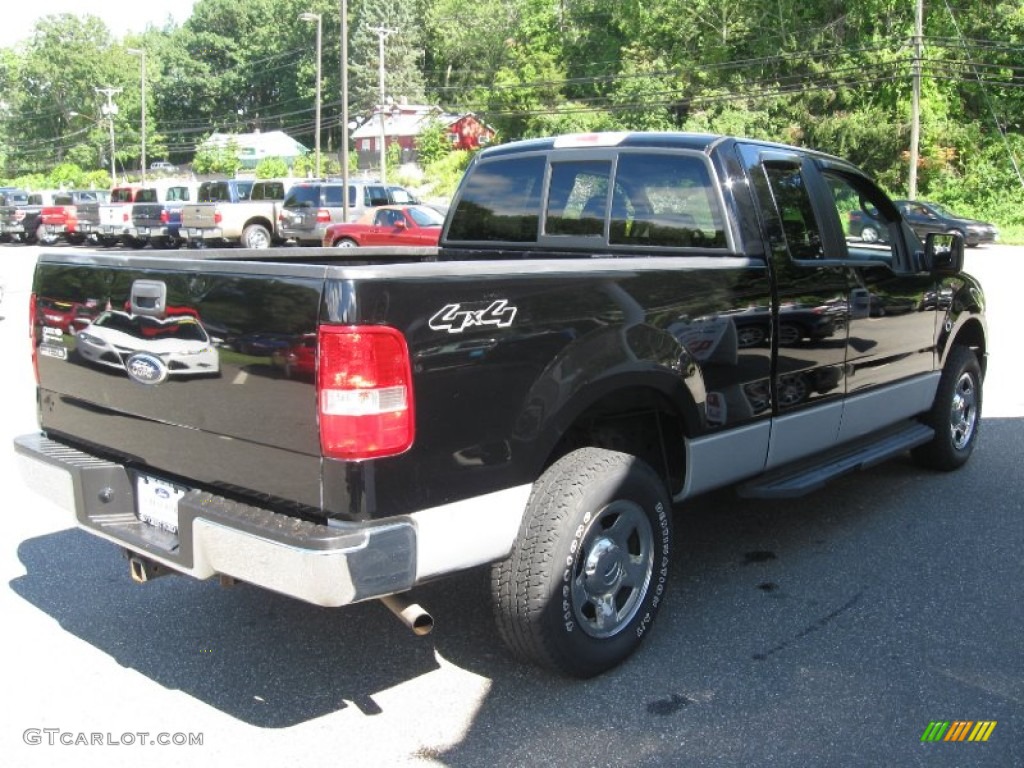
[0,1,198,49]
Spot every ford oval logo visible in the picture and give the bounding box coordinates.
[125,352,169,385]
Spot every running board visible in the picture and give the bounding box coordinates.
[737,421,935,499]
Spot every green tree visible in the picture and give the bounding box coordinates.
[415,120,451,166]
[255,156,289,178]
[348,0,427,113]
[192,136,242,175]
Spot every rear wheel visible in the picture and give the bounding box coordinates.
[35,224,58,246]
[153,236,181,250]
[778,323,802,346]
[912,346,982,470]
[333,237,358,248]
[242,224,272,249]
[492,447,672,678]
[860,225,880,243]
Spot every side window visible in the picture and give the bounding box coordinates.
[821,170,895,264]
[366,186,389,206]
[446,156,546,242]
[610,154,727,248]
[544,160,610,237]
[324,186,343,206]
[761,163,824,260]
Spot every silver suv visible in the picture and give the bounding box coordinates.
[278,180,419,245]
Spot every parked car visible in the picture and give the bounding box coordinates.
[41,190,110,245]
[278,179,420,245]
[0,191,62,244]
[271,333,317,379]
[322,204,444,247]
[128,183,199,249]
[75,310,220,378]
[150,161,178,173]
[848,199,998,247]
[895,200,998,247]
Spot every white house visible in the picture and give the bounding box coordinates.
[197,130,309,169]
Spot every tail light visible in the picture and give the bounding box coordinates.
[214,210,223,225]
[29,293,39,385]
[122,210,130,223]
[318,325,414,460]
[316,208,331,224]
[160,210,170,224]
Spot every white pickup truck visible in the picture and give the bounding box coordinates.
[180,179,291,249]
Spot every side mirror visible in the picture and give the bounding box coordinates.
[922,231,964,274]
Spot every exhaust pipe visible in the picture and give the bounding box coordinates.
[128,554,171,583]
[380,593,434,636]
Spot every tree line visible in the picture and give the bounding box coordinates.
[1,0,1022,232]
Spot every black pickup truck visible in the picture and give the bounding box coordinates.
[15,132,986,677]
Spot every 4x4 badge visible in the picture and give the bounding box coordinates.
[429,300,518,334]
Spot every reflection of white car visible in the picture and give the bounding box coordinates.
[75,311,219,377]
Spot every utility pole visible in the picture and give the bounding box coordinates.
[127,49,147,183]
[369,26,397,184]
[340,0,350,221]
[908,0,923,200]
[96,86,122,185]
[299,12,323,177]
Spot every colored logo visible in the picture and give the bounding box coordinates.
[921,721,997,742]
[125,352,169,385]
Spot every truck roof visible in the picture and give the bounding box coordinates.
[476,131,860,171]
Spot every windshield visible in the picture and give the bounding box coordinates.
[92,312,209,342]
[409,206,444,226]
[284,186,321,209]
[926,202,957,218]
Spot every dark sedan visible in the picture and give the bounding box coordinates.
[848,200,998,247]
[894,200,998,247]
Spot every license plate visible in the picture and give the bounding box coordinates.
[187,228,203,238]
[137,226,149,236]
[135,474,185,533]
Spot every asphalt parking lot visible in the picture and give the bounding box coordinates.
[1,244,1020,767]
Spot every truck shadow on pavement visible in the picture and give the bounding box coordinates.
[9,418,1022,753]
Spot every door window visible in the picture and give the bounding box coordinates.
[760,163,824,261]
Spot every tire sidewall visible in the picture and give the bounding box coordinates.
[917,346,982,470]
[537,451,672,676]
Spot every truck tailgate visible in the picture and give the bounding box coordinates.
[181,203,218,229]
[32,254,327,511]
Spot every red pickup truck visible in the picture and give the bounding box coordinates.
[41,190,111,245]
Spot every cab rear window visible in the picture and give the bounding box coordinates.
[446,156,546,242]
[446,151,726,249]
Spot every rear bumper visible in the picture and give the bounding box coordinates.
[278,225,325,244]
[182,227,227,241]
[14,433,417,607]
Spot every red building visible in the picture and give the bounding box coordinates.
[351,104,496,168]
